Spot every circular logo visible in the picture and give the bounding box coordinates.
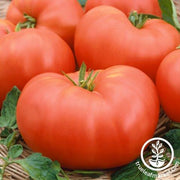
[140,137,174,171]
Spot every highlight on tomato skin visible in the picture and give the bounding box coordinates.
[85,0,162,17]
[16,64,160,170]
[156,49,180,123]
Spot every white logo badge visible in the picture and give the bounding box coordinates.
[141,137,174,171]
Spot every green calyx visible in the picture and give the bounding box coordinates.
[15,13,36,32]
[128,11,160,29]
[62,62,99,92]
[129,11,148,29]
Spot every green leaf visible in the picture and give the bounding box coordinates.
[78,0,87,7]
[8,144,23,159]
[0,117,7,127]
[174,149,180,158]
[0,132,16,149]
[0,86,21,129]
[163,129,180,157]
[51,161,61,172]
[0,128,12,138]
[56,176,65,180]
[72,170,104,178]
[0,170,3,180]
[173,158,180,165]
[0,139,5,145]
[111,159,157,180]
[158,0,180,31]
[14,153,64,180]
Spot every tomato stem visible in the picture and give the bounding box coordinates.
[15,13,36,32]
[62,62,99,92]
[129,11,148,29]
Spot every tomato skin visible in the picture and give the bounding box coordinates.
[0,29,75,107]
[17,65,159,169]
[75,6,180,81]
[156,50,180,123]
[6,0,83,48]
[85,0,161,17]
[0,19,15,38]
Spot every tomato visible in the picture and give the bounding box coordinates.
[74,6,180,81]
[0,19,15,38]
[6,0,83,48]
[156,50,180,123]
[0,29,75,107]
[85,0,161,17]
[17,65,159,169]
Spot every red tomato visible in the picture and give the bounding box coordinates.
[0,19,15,38]
[17,65,159,169]
[6,0,83,48]
[75,6,180,81]
[0,29,75,107]
[156,50,180,123]
[85,0,161,17]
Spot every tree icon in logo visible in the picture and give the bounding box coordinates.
[141,137,174,171]
[149,140,165,168]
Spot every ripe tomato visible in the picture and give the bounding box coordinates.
[6,0,83,48]
[17,65,159,169]
[0,29,75,107]
[85,0,161,17]
[75,6,180,81]
[156,50,180,123]
[0,19,15,38]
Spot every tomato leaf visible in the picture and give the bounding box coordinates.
[173,158,180,165]
[0,86,21,129]
[8,144,23,159]
[14,153,63,180]
[0,132,16,149]
[78,0,87,7]
[0,128,12,138]
[111,159,157,180]
[158,0,180,31]
[0,169,2,179]
[163,129,180,166]
[71,170,104,178]
[163,129,180,157]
